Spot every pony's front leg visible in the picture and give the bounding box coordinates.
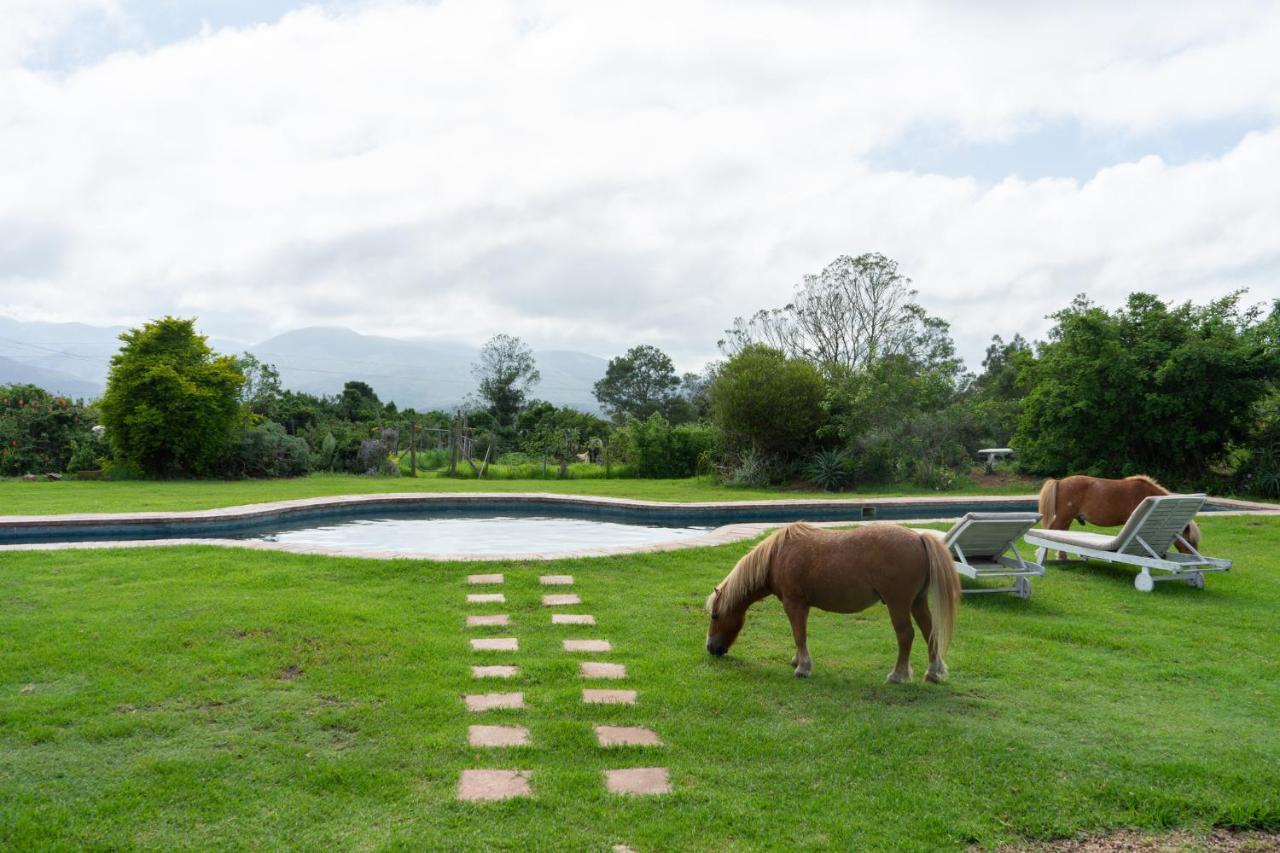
[782,599,812,678]
[886,607,914,684]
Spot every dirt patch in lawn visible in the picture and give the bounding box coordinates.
[1004,828,1280,851]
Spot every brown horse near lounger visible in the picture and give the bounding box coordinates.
[705,523,961,683]
[1037,475,1202,556]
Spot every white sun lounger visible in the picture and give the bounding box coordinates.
[1023,494,1230,592]
[914,512,1045,599]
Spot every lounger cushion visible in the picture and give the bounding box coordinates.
[1025,528,1119,550]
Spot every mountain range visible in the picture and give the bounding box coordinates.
[0,316,607,412]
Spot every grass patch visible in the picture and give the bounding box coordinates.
[0,472,1038,516]
[1,517,1277,848]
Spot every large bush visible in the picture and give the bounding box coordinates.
[622,414,719,478]
[98,317,244,478]
[224,421,312,478]
[0,385,99,475]
[1015,293,1280,483]
[709,345,824,458]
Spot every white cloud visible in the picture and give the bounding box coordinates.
[1,0,1278,371]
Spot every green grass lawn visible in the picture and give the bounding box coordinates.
[0,472,1038,516]
[1,516,1277,849]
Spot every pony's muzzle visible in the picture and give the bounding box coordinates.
[706,638,727,656]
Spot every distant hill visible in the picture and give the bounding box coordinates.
[0,355,103,400]
[0,317,608,412]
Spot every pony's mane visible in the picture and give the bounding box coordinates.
[1126,474,1169,493]
[706,522,819,615]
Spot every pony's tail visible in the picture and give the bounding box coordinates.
[1037,478,1057,527]
[922,533,960,657]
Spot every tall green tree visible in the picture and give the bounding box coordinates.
[99,317,244,477]
[709,344,824,458]
[593,344,681,422]
[472,334,540,428]
[1014,292,1280,483]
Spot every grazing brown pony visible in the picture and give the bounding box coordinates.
[1037,475,1202,557]
[705,523,961,683]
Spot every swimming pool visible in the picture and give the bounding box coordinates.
[0,492,1249,559]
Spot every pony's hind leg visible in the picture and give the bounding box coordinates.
[782,599,812,678]
[912,597,946,683]
[885,606,914,684]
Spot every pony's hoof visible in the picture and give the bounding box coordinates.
[885,669,911,684]
[793,668,811,678]
[925,669,944,684]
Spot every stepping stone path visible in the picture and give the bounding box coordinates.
[456,570,669,800]
[606,768,671,796]
[595,726,663,747]
[469,725,529,747]
[564,639,611,653]
[464,692,524,712]
[580,662,626,679]
[552,614,595,625]
[458,769,531,801]
[471,637,518,652]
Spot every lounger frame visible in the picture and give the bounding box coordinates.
[1024,494,1231,592]
[930,512,1045,599]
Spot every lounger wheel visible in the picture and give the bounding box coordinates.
[1014,576,1032,600]
[1185,573,1205,590]
[1134,571,1154,593]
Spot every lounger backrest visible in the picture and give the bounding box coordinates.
[945,512,1041,558]
[1113,494,1205,557]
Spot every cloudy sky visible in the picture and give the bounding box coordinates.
[3,0,1279,372]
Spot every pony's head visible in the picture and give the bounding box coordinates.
[705,585,748,656]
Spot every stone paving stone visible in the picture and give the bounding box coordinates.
[539,575,574,585]
[542,594,581,606]
[583,689,637,705]
[471,637,518,652]
[457,769,531,801]
[552,614,595,625]
[471,665,518,679]
[605,768,670,796]
[464,692,524,711]
[564,639,611,653]
[467,593,505,604]
[595,726,663,747]
[468,725,530,747]
[467,574,504,585]
[580,662,626,679]
[467,614,510,627]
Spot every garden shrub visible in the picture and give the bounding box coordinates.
[226,422,312,479]
[623,414,720,478]
[0,384,98,475]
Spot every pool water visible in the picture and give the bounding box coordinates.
[240,515,716,556]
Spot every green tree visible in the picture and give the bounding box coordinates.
[472,334,540,428]
[99,317,244,477]
[1014,292,1280,483]
[338,381,382,422]
[709,344,824,458]
[233,353,283,421]
[720,253,959,375]
[593,344,681,422]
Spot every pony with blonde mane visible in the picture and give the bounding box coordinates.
[705,523,961,683]
[1037,475,1202,558]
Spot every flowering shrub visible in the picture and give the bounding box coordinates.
[0,384,100,475]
